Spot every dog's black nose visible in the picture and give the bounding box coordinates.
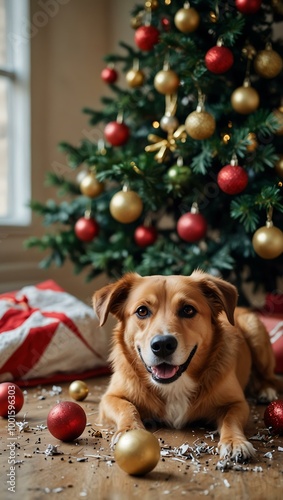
[150,335,178,357]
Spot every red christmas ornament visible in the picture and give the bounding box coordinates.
[0,382,24,418]
[134,225,158,247]
[47,401,87,441]
[74,216,99,242]
[101,67,118,84]
[205,46,234,74]
[134,25,159,51]
[177,212,207,242]
[161,17,171,32]
[104,121,130,146]
[217,164,248,195]
[264,400,283,435]
[235,0,262,14]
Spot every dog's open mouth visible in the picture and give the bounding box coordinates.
[138,345,198,384]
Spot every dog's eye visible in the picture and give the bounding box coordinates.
[136,306,150,318]
[179,305,197,318]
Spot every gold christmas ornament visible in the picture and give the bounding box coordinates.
[273,106,283,135]
[254,44,283,79]
[114,429,160,475]
[126,59,145,88]
[69,380,89,401]
[154,66,180,95]
[185,110,216,139]
[252,208,283,259]
[80,171,105,198]
[275,155,283,178]
[145,0,159,10]
[231,79,260,114]
[174,3,200,33]
[126,68,145,87]
[110,187,143,223]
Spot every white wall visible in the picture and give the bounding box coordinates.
[0,0,135,304]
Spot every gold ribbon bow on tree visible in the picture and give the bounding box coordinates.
[145,94,187,162]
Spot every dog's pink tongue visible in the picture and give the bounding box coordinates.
[152,364,178,379]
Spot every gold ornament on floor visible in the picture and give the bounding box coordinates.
[252,207,283,259]
[126,59,145,88]
[154,62,180,95]
[254,43,283,79]
[275,155,283,178]
[110,185,143,223]
[69,380,89,401]
[185,93,216,140]
[114,429,160,475]
[80,170,105,198]
[174,2,200,33]
[273,106,283,135]
[231,78,260,115]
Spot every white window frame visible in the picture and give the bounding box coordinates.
[0,0,31,226]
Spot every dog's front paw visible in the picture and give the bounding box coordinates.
[111,423,145,448]
[257,387,278,404]
[218,439,256,462]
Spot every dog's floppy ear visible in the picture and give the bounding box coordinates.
[191,271,238,325]
[92,273,140,326]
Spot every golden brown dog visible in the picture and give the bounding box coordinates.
[93,271,282,461]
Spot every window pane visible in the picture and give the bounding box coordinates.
[0,77,8,217]
[0,0,6,66]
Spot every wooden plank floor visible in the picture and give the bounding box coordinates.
[1,376,282,500]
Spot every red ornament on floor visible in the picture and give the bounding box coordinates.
[47,401,87,441]
[177,212,207,242]
[74,216,99,242]
[217,164,248,195]
[205,46,234,74]
[0,382,24,418]
[134,225,158,247]
[235,0,262,14]
[101,67,118,84]
[264,400,283,435]
[134,25,159,51]
[104,121,130,146]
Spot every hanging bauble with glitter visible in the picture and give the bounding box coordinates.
[217,155,248,195]
[185,94,216,140]
[110,186,143,224]
[80,170,105,198]
[205,40,234,74]
[254,44,283,78]
[177,203,207,242]
[104,120,130,147]
[134,225,158,247]
[74,213,100,242]
[154,65,180,95]
[101,66,118,84]
[231,78,260,114]
[235,0,262,14]
[252,208,283,259]
[134,25,159,51]
[174,2,200,33]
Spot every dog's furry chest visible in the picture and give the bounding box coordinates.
[158,376,197,429]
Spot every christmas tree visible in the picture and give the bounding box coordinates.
[26,0,283,305]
